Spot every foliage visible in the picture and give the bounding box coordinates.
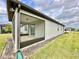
[71,28,76,31]
[77,29,79,31]
[2,24,12,33]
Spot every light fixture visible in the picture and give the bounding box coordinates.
[26,18,29,22]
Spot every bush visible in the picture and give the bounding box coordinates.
[1,24,12,33]
[64,31,69,34]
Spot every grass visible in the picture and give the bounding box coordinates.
[30,32,79,59]
[0,34,12,55]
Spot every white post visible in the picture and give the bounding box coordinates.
[12,18,15,41]
[14,8,20,52]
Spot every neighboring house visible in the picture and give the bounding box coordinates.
[7,0,65,50]
[65,27,71,31]
[65,27,77,32]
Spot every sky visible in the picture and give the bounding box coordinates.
[0,0,79,29]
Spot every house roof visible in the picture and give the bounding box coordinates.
[7,0,64,26]
[0,23,7,26]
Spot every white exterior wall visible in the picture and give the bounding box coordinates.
[58,24,64,34]
[45,20,64,40]
[35,21,45,38]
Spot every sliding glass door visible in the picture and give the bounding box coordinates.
[30,24,35,35]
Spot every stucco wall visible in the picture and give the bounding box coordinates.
[45,20,64,40]
[35,20,45,38]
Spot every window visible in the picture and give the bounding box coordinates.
[20,23,29,35]
[25,25,28,31]
[30,24,35,35]
[57,28,59,31]
[61,28,62,31]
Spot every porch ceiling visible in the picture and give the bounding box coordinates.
[20,13,42,24]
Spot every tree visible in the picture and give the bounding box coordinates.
[5,24,12,33]
[71,28,75,31]
[2,24,12,33]
[77,29,79,31]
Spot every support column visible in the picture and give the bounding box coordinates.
[12,19,15,41]
[14,8,20,52]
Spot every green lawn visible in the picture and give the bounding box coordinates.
[30,32,79,59]
[0,34,12,55]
